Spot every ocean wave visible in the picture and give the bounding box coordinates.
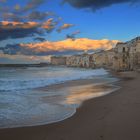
[0,67,108,91]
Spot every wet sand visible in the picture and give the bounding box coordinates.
[0,71,140,140]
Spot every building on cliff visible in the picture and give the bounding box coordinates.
[51,56,67,65]
[50,37,140,71]
[90,49,114,69]
[66,53,91,68]
[113,42,130,71]
[113,37,140,71]
[65,50,115,69]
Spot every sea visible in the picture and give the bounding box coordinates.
[0,66,119,128]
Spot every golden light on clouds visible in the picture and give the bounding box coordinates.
[20,38,119,52]
[0,21,39,29]
[41,18,54,30]
[57,23,74,32]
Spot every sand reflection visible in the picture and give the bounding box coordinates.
[64,84,117,106]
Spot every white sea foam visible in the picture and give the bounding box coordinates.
[0,66,119,128]
[0,67,108,91]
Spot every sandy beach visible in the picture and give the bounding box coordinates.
[0,71,140,140]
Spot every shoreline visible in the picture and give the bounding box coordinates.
[1,71,140,140]
[0,72,118,129]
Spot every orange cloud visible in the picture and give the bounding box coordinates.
[57,23,74,32]
[41,18,54,29]
[0,21,39,29]
[20,38,119,53]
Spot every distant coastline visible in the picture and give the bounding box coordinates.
[0,63,51,68]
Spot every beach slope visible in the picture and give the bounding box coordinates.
[0,71,140,140]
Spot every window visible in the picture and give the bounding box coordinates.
[123,47,125,53]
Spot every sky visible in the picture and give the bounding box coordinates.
[0,0,140,63]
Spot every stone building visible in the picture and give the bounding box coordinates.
[130,37,140,69]
[51,36,140,71]
[113,42,130,71]
[66,55,81,67]
[90,51,106,68]
[51,56,67,65]
[113,37,140,71]
[105,49,115,68]
[89,49,114,69]
[66,50,115,69]
[66,53,90,68]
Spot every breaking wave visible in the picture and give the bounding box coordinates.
[0,67,108,91]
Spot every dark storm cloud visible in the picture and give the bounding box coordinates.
[62,0,140,11]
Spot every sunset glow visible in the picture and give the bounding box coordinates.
[0,21,39,29]
[20,38,119,53]
[0,0,139,63]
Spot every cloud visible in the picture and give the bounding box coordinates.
[71,30,81,35]
[66,30,81,40]
[34,37,46,42]
[0,0,52,22]
[0,21,40,30]
[0,38,119,55]
[23,0,46,12]
[41,18,58,33]
[2,13,23,21]
[0,0,53,22]
[57,23,74,32]
[62,0,140,11]
[0,0,75,43]
[0,1,61,41]
[0,21,40,40]
[0,19,60,41]
[0,52,51,64]
[27,11,53,21]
